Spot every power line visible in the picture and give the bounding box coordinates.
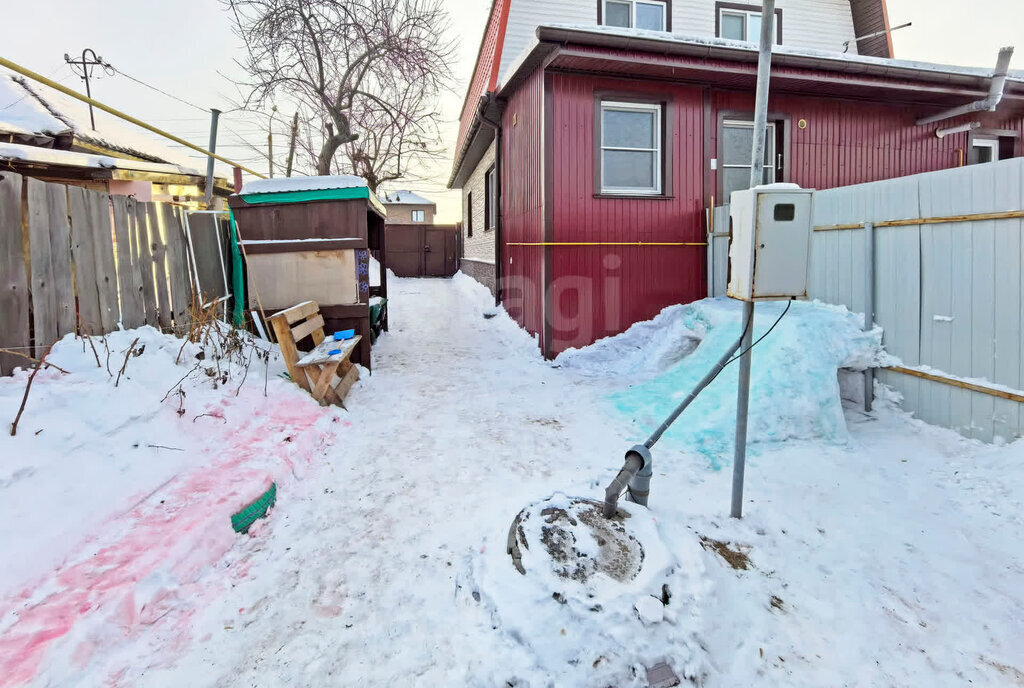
[106,64,209,114]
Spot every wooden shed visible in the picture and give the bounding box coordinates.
[227,176,388,369]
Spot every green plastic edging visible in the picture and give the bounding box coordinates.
[231,482,277,534]
[239,187,370,204]
[228,209,245,327]
[237,186,387,217]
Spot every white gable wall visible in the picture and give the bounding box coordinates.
[497,0,858,83]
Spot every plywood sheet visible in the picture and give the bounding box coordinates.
[247,250,358,310]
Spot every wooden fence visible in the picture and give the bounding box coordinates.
[707,157,1024,443]
[0,171,199,375]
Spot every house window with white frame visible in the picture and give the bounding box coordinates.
[718,5,779,43]
[971,138,999,164]
[720,119,777,201]
[412,209,425,222]
[599,101,663,196]
[602,0,668,31]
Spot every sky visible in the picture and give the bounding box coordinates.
[1,0,1021,223]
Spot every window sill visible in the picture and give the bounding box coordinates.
[593,193,675,201]
[484,227,496,232]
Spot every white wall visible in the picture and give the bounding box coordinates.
[498,0,858,82]
[462,142,497,263]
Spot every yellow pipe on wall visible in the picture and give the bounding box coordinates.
[506,241,708,247]
[0,55,267,179]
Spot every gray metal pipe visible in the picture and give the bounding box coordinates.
[204,108,220,208]
[916,47,1013,126]
[731,0,775,520]
[603,326,748,518]
[863,221,875,412]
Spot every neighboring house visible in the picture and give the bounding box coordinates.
[448,0,1024,358]
[0,72,231,206]
[379,190,437,224]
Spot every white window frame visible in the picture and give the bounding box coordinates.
[600,101,663,196]
[602,0,667,32]
[412,209,425,222]
[972,138,999,164]
[720,118,777,198]
[485,165,497,230]
[718,8,778,43]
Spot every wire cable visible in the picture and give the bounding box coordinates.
[107,65,209,113]
[725,299,792,367]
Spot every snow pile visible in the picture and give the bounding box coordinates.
[475,493,708,685]
[0,326,341,686]
[562,298,888,464]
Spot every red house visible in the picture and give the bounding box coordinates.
[448,0,1024,358]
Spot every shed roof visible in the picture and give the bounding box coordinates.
[0,141,205,176]
[236,175,386,217]
[0,72,198,167]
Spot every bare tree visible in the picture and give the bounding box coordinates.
[345,80,446,193]
[224,0,454,177]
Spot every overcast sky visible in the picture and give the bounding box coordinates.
[2,0,1021,222]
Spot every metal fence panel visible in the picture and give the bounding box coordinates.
[708,157,1024,442]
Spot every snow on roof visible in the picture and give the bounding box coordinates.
[379,190,434,206]
[0,141,205,176]
[238,175,369,195]
[518,24,1024,87]
[0,72,199,168]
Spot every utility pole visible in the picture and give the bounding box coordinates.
[267,105,277,178]
[285,111,299,178]
[204,108,221,208]
[731,0,775,520]
[64,48,106,129]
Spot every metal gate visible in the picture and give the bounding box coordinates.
[385,224,458,277]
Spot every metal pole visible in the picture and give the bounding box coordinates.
[731,0,775,520]
[863,221,875,412]
[204,108,220,208]
[285,111,299,177]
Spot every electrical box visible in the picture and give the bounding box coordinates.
[727,184,814,301]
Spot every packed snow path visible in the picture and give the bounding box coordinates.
[1,275,1023,687]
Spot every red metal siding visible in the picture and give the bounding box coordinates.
[502,68,545,339]
[547,73,706,355]
[499,58,1024,357]
[710,91,1019,192]
[455,0,510,156]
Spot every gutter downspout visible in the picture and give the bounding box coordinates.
[478,95,503,306]
[916,47,1014,126]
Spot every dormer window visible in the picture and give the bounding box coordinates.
[601,0,669,32]
[716,3,781,43]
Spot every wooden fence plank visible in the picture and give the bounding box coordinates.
[0,172,29,375]
[112,196,145,328]
[68,186,103,335]
[26,178,58,357]
[148,202,172,330]
[86,189,119,333]
[124,196,147,328]
[45,183,75,338]
[135,200,158,326]
[161,204,192,330]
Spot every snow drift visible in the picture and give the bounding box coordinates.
[559,298,888,464]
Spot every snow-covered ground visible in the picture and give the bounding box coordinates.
[1,275,1022,687]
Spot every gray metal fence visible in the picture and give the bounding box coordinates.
[708,157,1024,443]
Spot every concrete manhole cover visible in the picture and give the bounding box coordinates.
[508,496,645,583]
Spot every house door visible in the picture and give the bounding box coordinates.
[720,119,778,203]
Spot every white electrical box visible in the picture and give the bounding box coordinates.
[727,183,814,302]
